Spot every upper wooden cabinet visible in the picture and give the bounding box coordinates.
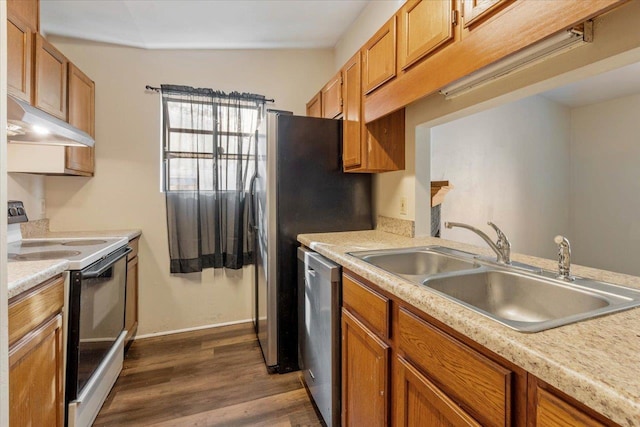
[362,16,396,94]
[321,71,342,119]
[7,15,33,102]
[305,91,322,118]
[66,63,95,175]
[462,0,514,28]
[342,52,363,169]
[7,0,39,31]
[397,0,455,71]
[34,33,68,121]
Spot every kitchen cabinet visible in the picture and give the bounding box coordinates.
[125,236,140,351]
[362,16,396,94]
[66,62,96,176]
[305,91,322,118]
[342,51,406,173]
[7,0,39,31]
[7,14,33,103]
[528,376,613,427]
[34,33,68,120]
[462,0,514,28]
[9,275,65,427]
[397,0,455,71]
[321,71,342,119]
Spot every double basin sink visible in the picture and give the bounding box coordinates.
[349,246,640,332]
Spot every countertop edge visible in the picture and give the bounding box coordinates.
[8,260,69,300]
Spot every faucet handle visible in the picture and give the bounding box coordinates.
[554,235,573,281]
[487,222,511,247]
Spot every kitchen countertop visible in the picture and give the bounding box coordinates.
[7,259,69,300]
[29,228,142,241]
[298,230,640,427]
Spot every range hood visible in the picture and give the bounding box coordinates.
[6,95,94,147]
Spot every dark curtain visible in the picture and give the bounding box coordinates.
[161,85,266,273]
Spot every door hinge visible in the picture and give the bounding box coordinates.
[340,98,344,107]
[452,10,458,25]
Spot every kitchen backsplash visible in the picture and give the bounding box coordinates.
[376,215,415,238]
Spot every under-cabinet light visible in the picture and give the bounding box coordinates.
[439,23,593,99]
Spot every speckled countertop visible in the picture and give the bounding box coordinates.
[28,229,142,241]
[298,230,640,427]
[7,260,68,300]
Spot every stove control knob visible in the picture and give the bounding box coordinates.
[8,207,17,217]
[16,207,25,215]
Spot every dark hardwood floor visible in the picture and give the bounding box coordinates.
[93,322,324,426]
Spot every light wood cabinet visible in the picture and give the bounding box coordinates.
[342,51,362,169]
[342,308,389,427]
[394,356,480,426]
[34,33,68,120]
[305,91,322,118]
[66,63,95,176]
[7,14,33,103]
[462,0,514,28]
[9,275,65,427]
[363,16,396,94]
[528,376,612,427]
[397,0,456,71]
[321,71,342,119]
[7,0,39,31]
[125,236,140,351]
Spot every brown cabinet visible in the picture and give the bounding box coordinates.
[342,308,390,427]
[394,355,480,426]
[7,14,33,103]
[322,71,343,119]
[397,0,455,71]
[342,51,362,169]
[305,91,322,118]
[66,63,95,176]
[125,236,140,351]
[9,275,65,427]
[362,16,396,94]
[34,33,68,120]
[462,0,514,28]
[7,0,39,31]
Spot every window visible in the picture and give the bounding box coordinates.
[161,96,260,192]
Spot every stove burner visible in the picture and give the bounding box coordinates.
[9,250,82,261]
[61,240,108,246]
[19,241,61,248]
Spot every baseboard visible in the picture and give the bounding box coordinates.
[135,318,254,340]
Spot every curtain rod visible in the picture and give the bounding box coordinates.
[145,85,275,103]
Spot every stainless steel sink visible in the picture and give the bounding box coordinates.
[350,246,480,281]
[422,268,640,332]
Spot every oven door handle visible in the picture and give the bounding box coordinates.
[81,247,132,279]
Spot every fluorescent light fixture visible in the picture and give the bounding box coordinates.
[32,125,51,135]
[440,24,593,99]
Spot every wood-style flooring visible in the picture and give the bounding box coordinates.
[93,322,324,426]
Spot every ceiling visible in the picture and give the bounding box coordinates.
[540,61,640,107]
[40,0,370,50]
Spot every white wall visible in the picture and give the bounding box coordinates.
[7,173,46,220]
[432,96,571,259]
[570,93,640,276]
[44,37,334,335]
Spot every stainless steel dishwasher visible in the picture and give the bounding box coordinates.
[297,247,341,427]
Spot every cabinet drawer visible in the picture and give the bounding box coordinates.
[398,308,512,427]
[9,275,64,347]
[343,274,390,339]
[128,236,140,259]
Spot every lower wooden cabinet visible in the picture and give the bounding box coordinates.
[8,275,65,427]
[342,308,390,427]
[394,356,480,426]
[125,236,140,350]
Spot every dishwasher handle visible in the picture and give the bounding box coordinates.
[298,246,341,282]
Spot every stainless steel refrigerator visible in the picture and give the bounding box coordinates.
[252,110,372,373]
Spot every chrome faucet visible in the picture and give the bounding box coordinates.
[444,221,511,264]
[554,235,574,281]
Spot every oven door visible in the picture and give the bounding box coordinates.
[66,245,131,426]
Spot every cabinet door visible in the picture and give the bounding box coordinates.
[34,34,68,120]
[9,314,64,427]
[342,308,389,427]
[463,0,514,28]
[395,356,481,427]
[398,0,455,71]
[363,16,396,94]
[66,63,95,175]
[7,16,33,103]
[125,255,139,347]
[342,52,362,169]
[321,71,342,119]
[7,0,39,31]
[306,92,322,118]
